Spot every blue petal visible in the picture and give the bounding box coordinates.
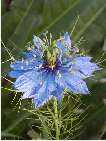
[22,47,43,61]
[51,85,63,102]
[9,70,26,78]
[56,32,72,54]
[72,56,100,77]
[47,74,57,92]
[21,87,35,99]
[64,32,71,48]
[34,73,58,107]
[56,40,68,53]
[34,81,53,108]
[55,71,68,88]
[76,56,92,61]
[69,70,86,79]
[64,74,89,94]
[56,72,89,94]
[33,35,44,49]
[31,48,43,58]
[23,52,33,59]
[14,71,43,98]
[10,60,42,71]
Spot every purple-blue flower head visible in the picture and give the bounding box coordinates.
[9,32,100,108]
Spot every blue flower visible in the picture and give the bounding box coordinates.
[9,32,100,108]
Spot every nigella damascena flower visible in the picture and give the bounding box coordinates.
[9,32,100,108]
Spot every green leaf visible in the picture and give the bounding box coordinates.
[103,37,106,51]
[78,104,106,140]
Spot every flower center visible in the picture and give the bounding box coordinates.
[48,63,56,70]
[43,47,57,70]
[42,62,56,71]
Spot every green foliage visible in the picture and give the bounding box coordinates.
[1,88,86,140]
[1,0,106,139]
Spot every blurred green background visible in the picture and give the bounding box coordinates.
[1,0,106,140]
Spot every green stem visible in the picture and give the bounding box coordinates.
[54,97,60,140]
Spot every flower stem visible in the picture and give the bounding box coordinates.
[54,97,60,140]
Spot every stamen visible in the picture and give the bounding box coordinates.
[27,47,32,51]
[49,64,56,70]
